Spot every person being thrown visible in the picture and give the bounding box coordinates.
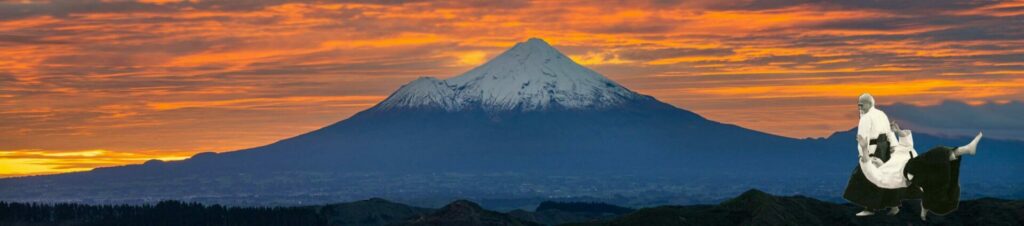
[842,93,983,220]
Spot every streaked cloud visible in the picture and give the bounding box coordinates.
[146,95,383,110]
[1,0,1022,176]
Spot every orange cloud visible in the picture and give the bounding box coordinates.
[1,0,1022,176]
[691,79,1024,100]
[147,96,384,110]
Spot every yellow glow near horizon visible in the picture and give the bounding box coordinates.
[0,149,191,178]
[1,0,1022,177]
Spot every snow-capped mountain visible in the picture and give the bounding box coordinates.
[2,38,1020,206]
[376,38,641,112]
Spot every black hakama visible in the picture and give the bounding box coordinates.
[905,146,962,215]
[843,164,915,210]
[844,139,917,210]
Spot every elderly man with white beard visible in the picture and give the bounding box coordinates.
[843,93,906,217]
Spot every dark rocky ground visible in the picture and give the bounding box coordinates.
[1,189,1021,226]
[572,189,1024,226]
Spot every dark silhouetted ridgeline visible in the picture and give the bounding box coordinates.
[0,200,323,226]
[1,190,1022,226]
[535,201,634,215]
[573,190,1024,226]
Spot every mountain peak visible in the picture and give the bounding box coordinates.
[720,189,781,211]
[442,199,485,211]
[374,38,643,112]
[525,37,548,45]
[406,199,542,226]
[507,37,558,55]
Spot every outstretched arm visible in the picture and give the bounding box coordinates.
[856,135,870,163]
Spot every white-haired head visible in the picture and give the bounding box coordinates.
[858,93,875,115]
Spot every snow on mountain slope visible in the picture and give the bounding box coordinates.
[376,77,462,110]
[375,38,642,112]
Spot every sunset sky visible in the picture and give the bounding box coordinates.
[2,0,1023,177]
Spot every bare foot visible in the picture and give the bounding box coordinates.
[956,132,983,156]
[856,210,875,217]
[920,202,928,221]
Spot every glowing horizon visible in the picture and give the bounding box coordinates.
[2,0,1023,177]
